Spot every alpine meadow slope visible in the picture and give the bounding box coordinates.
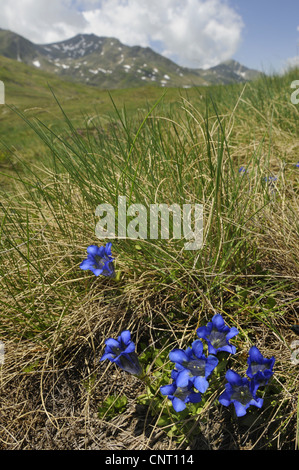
[0,28,262,89]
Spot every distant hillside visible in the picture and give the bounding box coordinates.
[0,28,262,89]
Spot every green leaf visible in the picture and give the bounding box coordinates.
[157,415,171,426]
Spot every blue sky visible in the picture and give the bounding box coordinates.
[0,0,298,72]
[229,0,299,72]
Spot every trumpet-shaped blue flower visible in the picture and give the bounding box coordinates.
[218,369,263,417]
[196,314,239,355]
[160,370,202,412]
[168,339,218,393]
[80,243,115,277]
[238,166,248,173]
[246,346,275,387]
[100,330,142,376]
[264,176,277,183]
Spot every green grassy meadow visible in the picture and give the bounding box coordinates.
[0,55,298,450]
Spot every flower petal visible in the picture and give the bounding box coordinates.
[218,390,231,407]
[193,376,209,393]
[123,342,136,355]
[196,325,209,339]
[234,401,247,417]
[221,344,237,355]
[86,245,102,255]
[251,396,264,409]
[190,339,204,358]
[105,242,112,256]
[172,397,186,412]
[248,345,263,363]
[100,352,115,362]
[105,338,120,350]
[169,349,189,365]
[79,259,94,270]
[205,355,219,377]
[226,326,239,340]
[188,391,202,404]
[226,369,242,385]
[160,384,176,396]
[212,314,225,330]
[92,268,104,276]
[119,330,131,345]
[176,369,190,388]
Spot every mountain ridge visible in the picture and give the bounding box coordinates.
[0,28,262,89]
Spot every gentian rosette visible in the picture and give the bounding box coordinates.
[80,242,115,277]
[168,339,218,393]
[196,314,239,355]
[100,330,142,376]
[218,369,263,417]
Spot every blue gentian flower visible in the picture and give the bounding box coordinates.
[295,162,299,167]
[168,340,218,393]
[264,176,277,183]
[80,243,115,277]
[160,370,202,412]
[218,369,263,417]
[100,330,142,376]
[238,166,247,173]
[246,346,275,387]
[196,314,239,355]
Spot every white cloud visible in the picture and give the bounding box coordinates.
[0,0,87,44]
[81,0,244,68]
[0,0,244,68]
[285,55,299,70]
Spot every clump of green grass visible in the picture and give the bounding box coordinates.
[0,69,298,449]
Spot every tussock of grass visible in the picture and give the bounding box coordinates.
[0,69,298,449]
